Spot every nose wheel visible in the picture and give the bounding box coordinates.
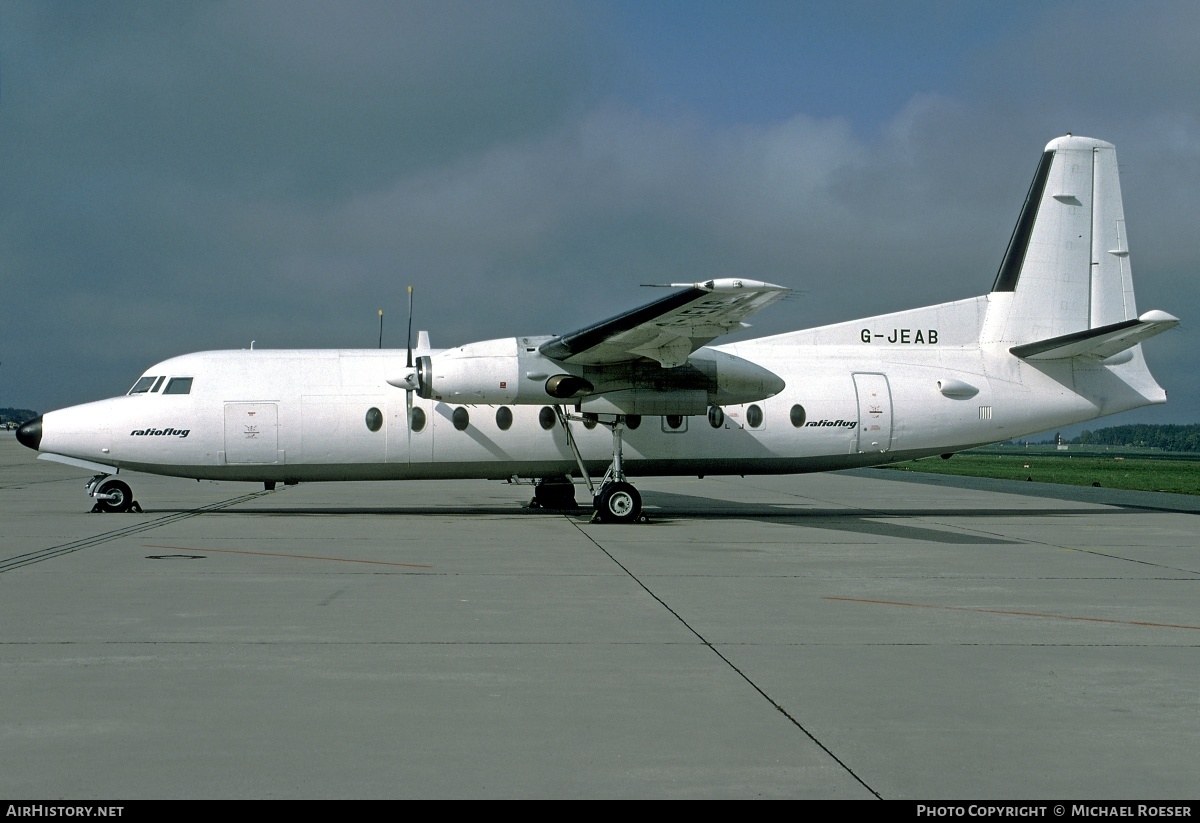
[88,475,141,513]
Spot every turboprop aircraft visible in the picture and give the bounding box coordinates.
[16,135,1179,522]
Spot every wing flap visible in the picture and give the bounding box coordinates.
[539,278,789,366]
[1010,310,1178,361]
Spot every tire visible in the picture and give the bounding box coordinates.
[96,478,134,513]
[594,482,641,524]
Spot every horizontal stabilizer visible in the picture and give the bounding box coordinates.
[1009,310,1178,361]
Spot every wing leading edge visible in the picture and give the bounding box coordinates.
[539,278,790,368]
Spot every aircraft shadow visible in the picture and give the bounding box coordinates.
[129,488,1156,545]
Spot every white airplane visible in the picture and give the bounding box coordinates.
[16,135,1179,522]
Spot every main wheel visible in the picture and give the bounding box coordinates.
[95,478,134,513]
[594,482,641,524]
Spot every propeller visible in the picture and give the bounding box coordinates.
[405,285,414,424]
[384,286,419,425]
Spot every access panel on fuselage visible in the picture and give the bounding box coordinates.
[223,402,280,464]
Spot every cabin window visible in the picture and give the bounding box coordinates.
[538,407,556,430]
[411,407,427,432]
[662,415,686,432]
[789,404,806,428]
[625,415,641,430]
[128,376,158,394]
[496,406,513,431]
[163,377,193,395]
[452,407,470,431]
[708,406,724,428]
[746,404,764,428]
[365,407,383,432]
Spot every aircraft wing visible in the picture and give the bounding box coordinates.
[538,278,790,368]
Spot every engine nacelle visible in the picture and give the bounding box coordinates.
[413,337,585,404]
[410,337,785,412]
[415,338,518,403]
[697,348,786,406]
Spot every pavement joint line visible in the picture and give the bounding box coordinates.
[826,596,1200,631]
[567,511,883,800]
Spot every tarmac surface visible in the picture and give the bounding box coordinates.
[1,432,1198,800]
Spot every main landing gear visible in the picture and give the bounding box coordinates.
[548,407,644,525]
[588,415,643,524]
[87,474,141,513]
[593,479,641,524]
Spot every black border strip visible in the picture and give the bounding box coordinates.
[1009,317,1140,358]
[539,287,707,361]
[991,150,1056,293]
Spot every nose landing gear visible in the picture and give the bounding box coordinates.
[87,475,141,513]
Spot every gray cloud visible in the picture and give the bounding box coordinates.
[2,1,1195,435]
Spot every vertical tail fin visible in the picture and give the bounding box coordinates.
[982,135,1176,416]
[983,135,1151,346]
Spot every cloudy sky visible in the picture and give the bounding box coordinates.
[2,0,1196,436]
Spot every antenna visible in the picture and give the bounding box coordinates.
[378,309,383,349]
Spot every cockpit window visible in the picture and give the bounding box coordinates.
[163,377,193,395]
[151,376,165,392]
[128,376,159,394]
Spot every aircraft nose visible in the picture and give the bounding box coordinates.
[16,416,43,451]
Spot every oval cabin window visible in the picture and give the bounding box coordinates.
[496,407,513,431]
[789,404,806,428]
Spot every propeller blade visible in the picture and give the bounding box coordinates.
[405,286,415,428]
[405,285,414,369]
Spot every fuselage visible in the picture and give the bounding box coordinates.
[29,297,1162,486]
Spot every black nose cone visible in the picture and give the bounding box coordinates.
[16,416,42,451]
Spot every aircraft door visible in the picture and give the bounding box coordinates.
[224,402,280,464]
[853,373,892,453]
